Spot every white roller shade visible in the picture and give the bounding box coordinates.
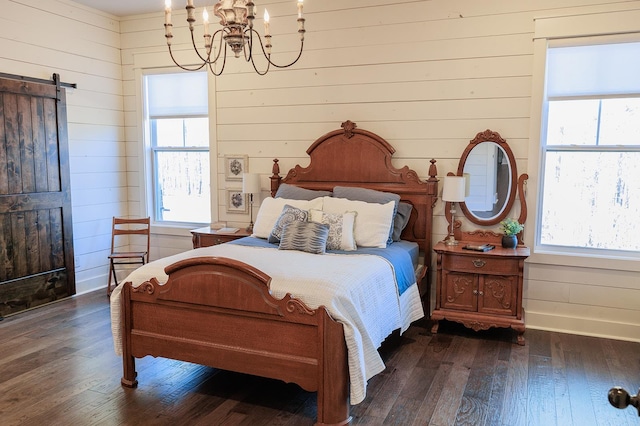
[147,72,208,118]
[546,41,640,98]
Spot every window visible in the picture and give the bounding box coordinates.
[144,72,210,224]
[539,40,640,254]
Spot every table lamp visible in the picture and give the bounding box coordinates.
[242,173,261,232]
[442,175,466,246]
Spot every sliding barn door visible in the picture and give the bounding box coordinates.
[0,75,75,317]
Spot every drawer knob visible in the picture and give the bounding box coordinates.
[472,259,486,268]
[472,290,484,296]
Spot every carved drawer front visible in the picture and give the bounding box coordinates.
[205,235,232,245]
[443,254,518,275]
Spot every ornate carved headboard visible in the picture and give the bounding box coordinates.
[269,120,439,299]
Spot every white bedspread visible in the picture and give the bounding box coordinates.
[110,244,424,404]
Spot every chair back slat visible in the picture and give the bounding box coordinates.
[108,216,151,295]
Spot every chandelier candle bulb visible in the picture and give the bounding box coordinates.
[203,8,209,36]
[263,9,270,36]
[164,0,171,25]
[297,0,303,19]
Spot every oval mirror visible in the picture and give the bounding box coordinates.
[456,130,518,226]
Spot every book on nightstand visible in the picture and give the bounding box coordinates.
[462,244,495,252]
[216,227,239,234]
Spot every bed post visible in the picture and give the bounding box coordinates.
[120,283,138,388]
[316,307,351,426]
[423,159,439,318]
[270,158,282,197]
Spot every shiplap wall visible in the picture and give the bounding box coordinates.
[0,0,125,294]
[118,0,640,342]
[2,0,637,341]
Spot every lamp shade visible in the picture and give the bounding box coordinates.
[242,173,261,194]
[442,176,466,202]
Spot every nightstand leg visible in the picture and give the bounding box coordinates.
[431,320,440,334]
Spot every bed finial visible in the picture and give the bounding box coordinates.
[270,158,282,197]
[341,120,357,138]
[428,159,438,182]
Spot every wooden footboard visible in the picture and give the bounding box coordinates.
[120,256,351,426]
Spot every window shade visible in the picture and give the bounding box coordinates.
[147,72,208,117]
[546,41,640,98]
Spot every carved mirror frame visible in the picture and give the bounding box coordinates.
[445,129,528,241]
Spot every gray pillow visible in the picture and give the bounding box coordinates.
[275,183,332,200]
[392,202,413,241]
[278,221,330,254]
[333,186,400,244]
[332,186,401,207]
[268,205,309,244]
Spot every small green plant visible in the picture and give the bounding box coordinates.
[499,218,524,236]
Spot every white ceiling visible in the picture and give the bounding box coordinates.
[71,0,211,17]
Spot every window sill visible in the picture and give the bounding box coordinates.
[528,247,640,273]
[150,223,208,237]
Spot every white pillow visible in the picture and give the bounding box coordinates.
[252,197,324,239]
[322,197,395,248]
[310,209,357,251]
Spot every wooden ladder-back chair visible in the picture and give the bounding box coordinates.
[107,217,150,296]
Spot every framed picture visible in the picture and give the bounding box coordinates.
[224,155,248,181]
[226,189,248,214]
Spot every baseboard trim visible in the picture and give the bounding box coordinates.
[75,273,108,296]
[526,310,640,343]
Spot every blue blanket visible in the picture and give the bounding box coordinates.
[228,237,417,295]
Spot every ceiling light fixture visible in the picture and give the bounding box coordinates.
[164,0,305,76]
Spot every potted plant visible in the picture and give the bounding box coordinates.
[499,218,524,248]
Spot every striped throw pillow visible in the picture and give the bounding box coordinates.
[278,221,330,254]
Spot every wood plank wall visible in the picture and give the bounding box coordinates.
[0,0,125,294]
[120,0,640,342]
[1,0,637,342]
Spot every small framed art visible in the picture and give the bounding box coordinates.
[226,189,248,214]
[224,155,248,181]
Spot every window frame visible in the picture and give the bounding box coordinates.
[528,12,640,272]
[538,96,640,257]
[135,66,218,233]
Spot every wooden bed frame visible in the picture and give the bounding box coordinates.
[120,120,438,426]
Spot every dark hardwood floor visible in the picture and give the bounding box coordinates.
[1,290,638,425]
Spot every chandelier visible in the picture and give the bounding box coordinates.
[164,0,305,76]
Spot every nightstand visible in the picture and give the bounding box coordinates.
[431,241,530,345]
[190,226,252,249]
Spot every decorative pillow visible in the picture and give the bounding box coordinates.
[252,197,323,239]
[321,196,395,248]
[332,186,400,243]
[310,209,357,251]
[333,186,401,207]
[275,183,332,200]
[278,221,330,254]
[392,202,413,241]
[268,205,309,244]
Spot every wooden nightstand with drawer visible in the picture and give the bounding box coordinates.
[431,241,530,345]
[191,226,252,249]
